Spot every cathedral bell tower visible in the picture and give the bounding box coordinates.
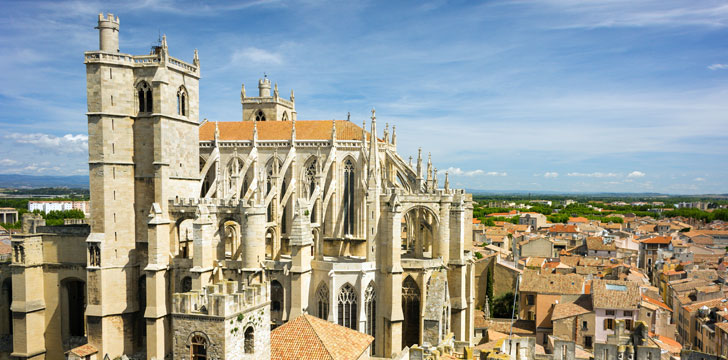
[84,13,200,359]
[241,76,296,121]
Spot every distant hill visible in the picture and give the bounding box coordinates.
[0,174,89,188]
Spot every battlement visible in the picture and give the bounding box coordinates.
[172,281,269,317]
[97,13,119,25]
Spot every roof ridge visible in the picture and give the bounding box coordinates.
[304,314,336,360]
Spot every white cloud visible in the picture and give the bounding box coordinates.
[445,167,505,177]
[708,63,728,70]
[0,159,18,166]
[627,171,646,178]
[694,177,706,181]
[6,133,88,153]
[567,172,619,178]
[25,133,86,151]
[543,172,559,178]
[231,47,283,65]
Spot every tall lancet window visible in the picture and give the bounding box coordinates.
[177,86,187,116]
[137,81,153,113]
[343,159,355,235]
[364,282,376,353]
[266,161,279,222]
[316,282,329,320]
[337,283,357,330]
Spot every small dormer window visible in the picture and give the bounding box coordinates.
[177,86,188,116]
[255,110,266,121]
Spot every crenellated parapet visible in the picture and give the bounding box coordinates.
[172,281,269,317]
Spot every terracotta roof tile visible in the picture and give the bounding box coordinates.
[200,120,373,141]
[551,295,593,320]
[586,237,616,251]
[520,270,584,295]
[271,314,373,360]
[548,224,578,233]
[591,279,640,310]
[640,236,672,244]
[642,294,671,311]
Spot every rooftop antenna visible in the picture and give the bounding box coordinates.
[347,112,351,121]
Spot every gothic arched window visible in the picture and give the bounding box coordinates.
[343,159,355,235]
[316,282,329,320]
[305,159,317,198]
[177,86,188,116]
[337,283,357,330]
[282,112,288,121]
[190,334,207,360]
[137,81,152,113]
[256,110,266,121]
[281,178,288,233]
[364,282,376,352]
[244,327,255,353]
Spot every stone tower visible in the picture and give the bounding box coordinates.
[241,76,296,121]
[84,13,201,358]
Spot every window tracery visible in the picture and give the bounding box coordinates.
[365,282,376,352]
[137,81,152,113]
[316,282,329,320]
[338,283,357,330]
[177,86,187,116]
[343,159,355,235]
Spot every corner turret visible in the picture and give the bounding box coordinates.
[96,13,119,52]
[259,76,271,97]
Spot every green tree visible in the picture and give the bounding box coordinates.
[486,268,494,313]
[491,292,517,318]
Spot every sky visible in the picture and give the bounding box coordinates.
[1,0,727,194]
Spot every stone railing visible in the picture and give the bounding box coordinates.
[168,56,197,73]
[84,51,134,64]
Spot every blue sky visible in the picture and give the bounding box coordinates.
[1,0,727,194]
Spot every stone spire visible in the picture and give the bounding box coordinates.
[383,123,389,143]
[290,89,295,102]
[433,168,438,192]
[392,125,397,147]
[426,153,433,181]
[291,118,296,142]
[274,82,279,98]
[253,119,258,144]
[193,49,199,67]
[214,121,219,143]
[331,119,337,142]
[241,83,246,100]
[416,148,423,178]
[362,119,367,151]
[409,156,413,167]
[444,171,450,192]
[368,108,379,188]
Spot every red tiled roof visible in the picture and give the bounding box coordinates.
[271,314,373,360]
[200,120,373,141]
[568,217,589,223]
[549,224,578,233]
[640,236,672,244]
[642,294,671,311]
